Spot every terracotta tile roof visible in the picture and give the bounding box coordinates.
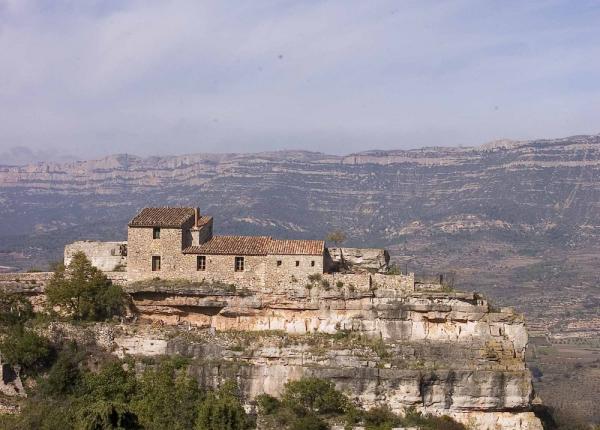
[196,216,213,227]
[183,236,325,256]
[184,236,272,255]
[268,239,324,255]
[129,207,195,228]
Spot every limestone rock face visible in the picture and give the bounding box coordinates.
[326,247,390,273]
[2,272,544,429]
[113,280,544,429]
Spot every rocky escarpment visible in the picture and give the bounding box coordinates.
[0,272,543,429]
[113,278,542,430]
[1,134,599,245]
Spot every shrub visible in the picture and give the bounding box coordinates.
[131,359,200,430]
[0,291,34,327]
[45,251,126,321]
[289,413,328,430]
[401,407,466,430]
[308,273,322,283]
[256,393,281,415]
[325,230,347,246]
[320,279,330,290]
[196,381,253,430]
[41,345,83,396]
[363,406,402,430]
[0,326,53,374]
[336,281,344,289]
[386,265,401,275]
[282,377,347,415]
[77,400,141,430]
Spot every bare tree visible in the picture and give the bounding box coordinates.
[326,230,347,247]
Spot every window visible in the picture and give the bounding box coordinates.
[235,256,245,272]
[311,260,315,267]
[151,256,161,271]
[153,227,161,239]
[295,261,300,267]
[276,260,282,267]
[197,255,206,271]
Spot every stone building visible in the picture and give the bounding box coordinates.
[127,207,327,285]
[64,240,127,272]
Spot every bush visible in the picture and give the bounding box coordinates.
[256,393,281,415]
[41,345,83,396]
[0,291,34,327]
[45,251,126,321]
[402,407,466,430]
[131,359,200,430]
[282,377,347,415]
[363,405,402,430]
[196,381,253,430]
[77,400,141,430]
[0,326,53,374]
[288,414,328,430]
[307,273,322,282]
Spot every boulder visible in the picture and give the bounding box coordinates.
[326,247,390,273]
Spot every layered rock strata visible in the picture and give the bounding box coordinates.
[0,274,543,429]
[118,279,542,430]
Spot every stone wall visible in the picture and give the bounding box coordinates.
[127,224,191,283]
[327,247,390,273]
[127,223,326,288]
[64,240,127,272]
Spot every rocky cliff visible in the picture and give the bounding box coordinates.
[121,280,543,429]
[1,272,543,430]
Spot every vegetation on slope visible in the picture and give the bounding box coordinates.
[45,251,126,321]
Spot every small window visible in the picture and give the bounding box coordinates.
[235,256,245,272]
[197,255,206,271]
[295,261,300,267]
[276,260,282,267]
[153,227,161,239]
[311,260,315,267]
[151,256,161,271]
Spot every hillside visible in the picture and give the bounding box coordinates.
[1,134,599,339]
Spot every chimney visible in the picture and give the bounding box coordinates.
[194,207,200,227]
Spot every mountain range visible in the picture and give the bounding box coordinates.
[1,134,599,335]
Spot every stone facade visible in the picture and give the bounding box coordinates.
[64,240,127,272]
[127,207,329,287]
[127,222,194,283]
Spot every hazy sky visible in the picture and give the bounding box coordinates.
[1,0,599,162]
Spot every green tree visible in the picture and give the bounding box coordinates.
[0,325,53,374]
[41,345,84,396]
[288,414,328,430]
[131,360,200,430]
[77,400,141,430]
[0,291,34,327]
[81,361,137,404]
[45,252,125,321]
[325,230,347,247]
[281,377,347,415]
[362,406,402,430]
[196,381,253,430]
